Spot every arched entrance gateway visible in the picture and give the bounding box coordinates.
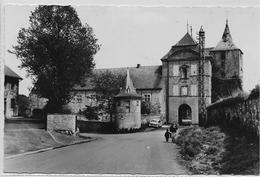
[178,104,192,125]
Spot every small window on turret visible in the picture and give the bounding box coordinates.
[221,52,225,68]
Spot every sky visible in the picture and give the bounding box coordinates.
[4,4,260,96]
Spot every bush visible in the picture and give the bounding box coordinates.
[79,105,99,120]
[141,101,161,115]
[32,109,45,119]
[141,101,151,114]
[205,146,218,155]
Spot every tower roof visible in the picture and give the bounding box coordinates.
[212,20,240,51]
[115,69,142,99]
[174,32,197,46]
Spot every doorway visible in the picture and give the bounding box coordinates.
[178,104,192,125]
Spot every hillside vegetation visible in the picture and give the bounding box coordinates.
[175,126,259,175]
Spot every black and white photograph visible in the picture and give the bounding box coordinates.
[1,0,259,175]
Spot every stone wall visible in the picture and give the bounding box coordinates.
[206,89,259,136]
[29,93,48,117]
[47,114,77,133]
[210,49,242,80]
[4,80,19,118]
[115,99,141,130]
[77,120,114,133]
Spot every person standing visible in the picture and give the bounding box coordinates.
[170,123,178,143]
[164,129,171,142]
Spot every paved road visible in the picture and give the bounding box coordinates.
[4,129,189,175]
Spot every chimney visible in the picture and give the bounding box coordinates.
[136,64,141,68]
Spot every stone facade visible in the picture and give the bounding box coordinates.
[210,50,243,80]
[115,99,141,130]
[4,66,22,118]
[161,32,212,124]
[47,114,77,133]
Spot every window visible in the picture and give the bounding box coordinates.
[181,86,188,96]
[144,94,151,102]
[191,64,197,75]
[125,100,130,112]
[180,65,188,79]
[136,100,139,106]
[173,65,179,76]
[221,52,225,68]
[11,99,15,109]
[173,85,179,96]
[76,95,82,103]
[191,85,197,96]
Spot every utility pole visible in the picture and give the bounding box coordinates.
[198,26,207,125]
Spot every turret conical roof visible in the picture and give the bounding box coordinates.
[212,20,239,51]
[115,69,142,99]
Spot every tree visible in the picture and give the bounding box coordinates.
[18,95,30,117]
[11,5,100,113]
[93,71,125,121]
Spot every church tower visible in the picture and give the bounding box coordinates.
[210,20,243,101]
[210,20,243,80]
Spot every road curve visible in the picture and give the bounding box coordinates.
[4,129,189,175]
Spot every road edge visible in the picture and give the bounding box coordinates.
[5,137,98,160]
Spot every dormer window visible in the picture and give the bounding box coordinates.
[180,65,188,79]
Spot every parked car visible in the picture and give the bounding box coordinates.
[148,119,163,128]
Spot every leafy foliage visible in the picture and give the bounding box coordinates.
[18,94,30,117]
[11,5,100,113]
[141,101,161,115]
[92,71,125,120]
[79,105,99,120]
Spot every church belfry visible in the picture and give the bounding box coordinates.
[210,20,243,101]
[210,20,243,81]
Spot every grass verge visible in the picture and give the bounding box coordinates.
[175,126,259,175]
[4,129,92,157]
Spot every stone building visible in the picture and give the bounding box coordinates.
[4,65,22,118]
[29,21,243,125]
[114,69,142,130]
[66,65,164,117]
[161,27,212,125]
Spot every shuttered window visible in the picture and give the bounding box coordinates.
[173,85,179,96]
[191,64,197,75]
[173,65,179,76]
[191,85,197,96]
[181,86,188,96]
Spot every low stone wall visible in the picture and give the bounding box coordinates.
[206,89,259,136]
[77,120,114,133]
[47,114,77,133]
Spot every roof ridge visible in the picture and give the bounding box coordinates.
[94,65,161,70]
[174,32,197,46]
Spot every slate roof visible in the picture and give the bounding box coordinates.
[174,32,197,46]
[74,65,163,91]
[4,65,22,79]
[115,69,142,99]
[211,21,240,51]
